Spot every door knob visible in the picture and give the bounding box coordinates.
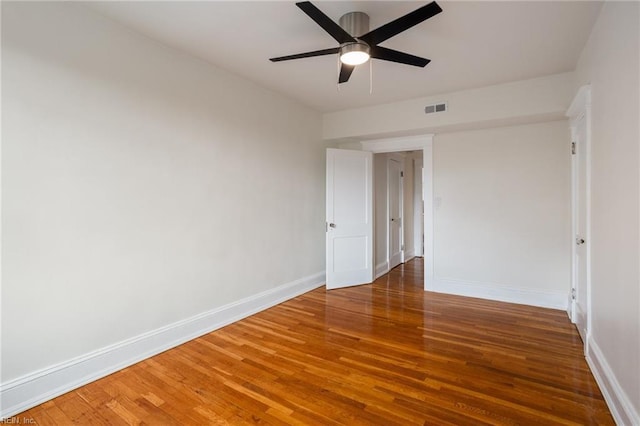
[329,223,336,228]
[576,237,585,245]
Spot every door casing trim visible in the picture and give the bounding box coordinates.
[361,135,434,290]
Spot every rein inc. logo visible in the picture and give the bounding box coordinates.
[1,417,35,425]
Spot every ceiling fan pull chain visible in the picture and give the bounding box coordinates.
[369,59,373,94]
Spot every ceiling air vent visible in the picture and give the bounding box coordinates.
[425,102,447,114]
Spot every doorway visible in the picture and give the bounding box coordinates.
[373,151,423,278]
[325,135,434,291]
[363,135,434,290]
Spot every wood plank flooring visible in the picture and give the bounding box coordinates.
[15,258,613,425]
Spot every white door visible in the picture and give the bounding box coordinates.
[572,114,589,343]
[413,158,424,257]
[326,149,374,289]
[388,158,403,270]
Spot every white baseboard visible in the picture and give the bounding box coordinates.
[403,252,415,264]
[428,277,567,310]
[0,272,325,420]
[586,336,640,426]
[403,250,415,263]
[375,261,389,279]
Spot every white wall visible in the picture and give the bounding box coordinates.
[574,2,640,424]
[431,121,571,307]
[324,72,575,141]
[1,2,325,415]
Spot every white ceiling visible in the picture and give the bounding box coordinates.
[86,1,602,113]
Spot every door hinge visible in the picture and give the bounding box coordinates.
[401,244,404,250]
[571,288,576,300]
[400,171,404,177]
[571,141,576,155]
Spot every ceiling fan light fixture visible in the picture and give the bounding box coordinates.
[340,42,370,65]
[270,1,442,84]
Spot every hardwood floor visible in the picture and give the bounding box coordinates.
[16,258,613,425]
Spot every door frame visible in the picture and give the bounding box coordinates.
[566,85,592,351]
[361,135,434,291]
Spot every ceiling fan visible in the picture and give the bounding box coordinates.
[270,1,442,84]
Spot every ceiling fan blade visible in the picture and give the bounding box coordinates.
[270,47,339,62]
[338,63,355,84]
[370,46,430,67]
[296,1,356,44]
[360,1,442,46]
